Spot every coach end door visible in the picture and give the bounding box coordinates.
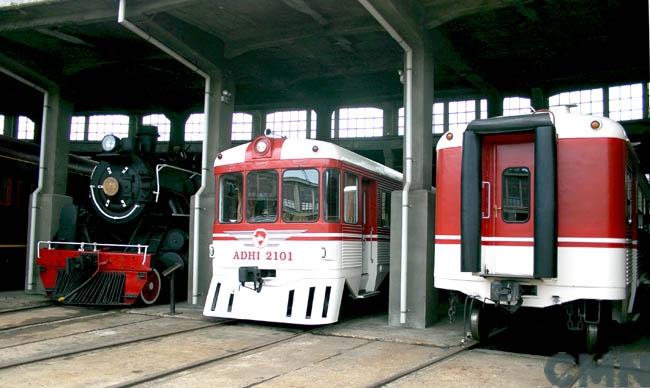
[482,135,535,277]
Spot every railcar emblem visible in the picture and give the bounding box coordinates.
[253,229,268,248]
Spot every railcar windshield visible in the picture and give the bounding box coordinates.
[218,168,343,224]
[282,169,319,222]
[218,173,243,223]
[247,170,279,223]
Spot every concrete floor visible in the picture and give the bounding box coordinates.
[0,292,648,387]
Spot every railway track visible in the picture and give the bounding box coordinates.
[0,301,53,315]
[0,303,643,387]
[0,314,230,370]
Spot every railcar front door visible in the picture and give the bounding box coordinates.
[482,135,535,277]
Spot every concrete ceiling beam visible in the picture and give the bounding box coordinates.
[281,0,329,26]
[0,0,197,31]
[137,12,224,74]
[424,0,530,29]
[430,30,499,98]
[225,23,381,59]
[0,39,60,89]
[361,0,427,47]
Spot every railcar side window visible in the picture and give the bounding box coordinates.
[324,169,340,222]
[344,172,358,224]
[380,191,391,227]
[218,173,243,223]
[247,170,278,223]
[282,169,319,222]
[502,167,530,223]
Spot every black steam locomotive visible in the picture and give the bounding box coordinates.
[38,126,199,305]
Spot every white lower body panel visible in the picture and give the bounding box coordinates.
[434,243,631,309]
[203,269,345,325]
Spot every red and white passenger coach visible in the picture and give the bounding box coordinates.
[434,110,649,348]
[203,135,401,324]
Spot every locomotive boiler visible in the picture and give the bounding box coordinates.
[38,126,199,305]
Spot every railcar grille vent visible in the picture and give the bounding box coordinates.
[626,249,634,285]
[210,283,221,311]
[54,270,126,305]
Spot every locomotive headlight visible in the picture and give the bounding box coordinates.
[255,140,268,154]
[101,134,119,152]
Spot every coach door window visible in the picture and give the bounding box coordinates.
[218,173,243,223]
[324,169,340,222]
[282,169,319,222]
[625,167,633,225]
[344,172,358,224]
[247,170,278,223]
[502,167,530,223]
[380,191,391,227]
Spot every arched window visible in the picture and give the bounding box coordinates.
[398,102,445,135]
[88,114,129,141]
[185,112,256,141]
[549,88,603,116]
[69,116,86,141]
[333,107,382,138]
[448,100,477,132]
[265,110,316,139]
[608,83,643,121]
[232,113,253,141]
[142,114,171,141]
[17,116,35,140]
[184,113,205,141]
[503,97,532,116]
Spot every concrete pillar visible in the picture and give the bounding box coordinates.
[26,88,73,292]
[3,114,16,137]
[388,40,437,328]
[487,92,503,118]
[532,87,548,110]
[260,110,267,134]
[315,105,333,141]
[188,71,234,305]
[128,113,139,138]
[383,148,395,169]
[251,110,264,138]
[382,102,397,136]
[41,89,72,196]
[167,112,188,152]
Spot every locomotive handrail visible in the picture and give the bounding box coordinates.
[37,240,150,264]
[153,164,200,203]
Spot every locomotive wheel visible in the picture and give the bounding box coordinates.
[470,304,488,341]
[586,323,599,353]
[140,269,162,305]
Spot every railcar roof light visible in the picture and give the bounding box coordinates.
[101,134,120,152]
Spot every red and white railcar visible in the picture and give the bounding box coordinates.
[203,135,401,324]
[434,110,649,347]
